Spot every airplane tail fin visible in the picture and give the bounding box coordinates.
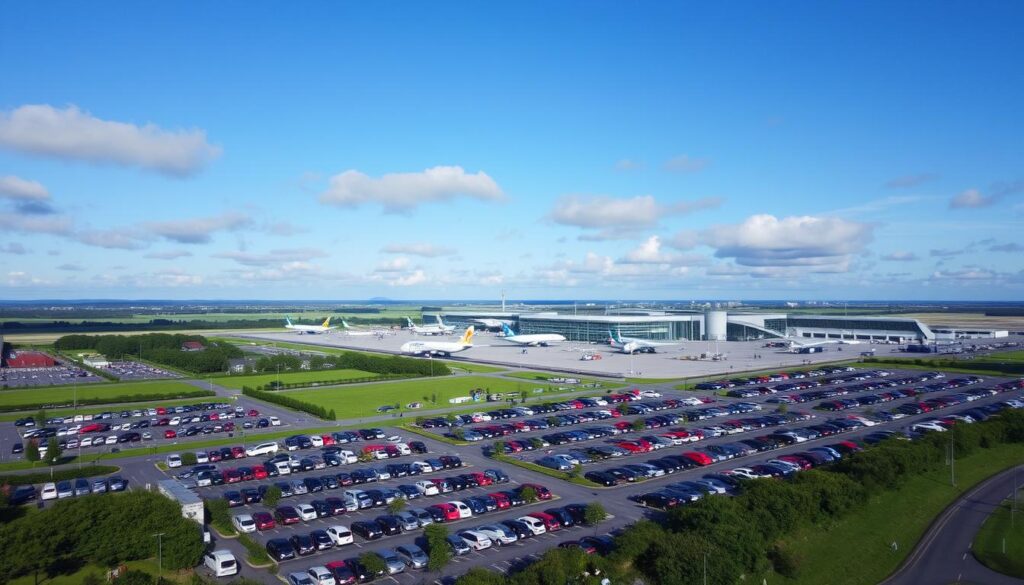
[460,326,475,345]
[435,315,445,326]
[285,315,293,326]
[612,329,624,343]
[405,317,414,327]
[501,323,514,337]
[322,317,332,328]
[341,319,350,329]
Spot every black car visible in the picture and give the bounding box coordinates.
[304,477,324,492]
[447,476,468,491]
[408,441,428,454]
[9,485,37,505]
[545,507,575,528]
[11,442,24,454]
[325,497,348,515]
[484,468,510,483]
[438,455,462,469]
[363,489,386,507]
[290,533,316,556]
[374,515,403,536]
[265,538,296,561]
[320,474,340,490]
[501,490,526,507]
[310,499,332,518]
[351,521,384,540]
[500,519,534,539]
[223,490,244,507]
[310,529,334,550]
[240,488,262,504]
[584,471,617,487]
[463,497,488,515]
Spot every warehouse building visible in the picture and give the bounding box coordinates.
[4,350,57,368]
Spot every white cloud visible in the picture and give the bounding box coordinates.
[144,249,194,260]
[146,212,251,244]
[620,236,706,266]
[57,263,83,271]
[214,248,327,267]
[885,173,937,189]
[949,188,995,209]
[0,243,26,255]
[319,166,503,212]
[882,251,919,262]
[6,271,50,287]
[666,230,699,250]
[0,175,49,200]
[703,214,873,270]
[0,213,74,235]
[380,242,456,257]
[663,154,710,173]
[550,195,721,239]
[153,268,204,286]
[264,221,307,236]
[393,270,427,286]
[0,105,221,176]
[75,228,147,250]
[614,159,643,171]
[375,257,412,273]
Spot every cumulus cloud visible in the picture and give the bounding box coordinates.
[550,195,721,240]
[319,166,503,212]
[0,242,26,255]
[393,270,427,286]
[0,105,221,176]
[614,159,643,171]
[214,248,327,267]
[57,263,83,271]
[949,189,996,209]
[885,173,937,188]
[663,154,710,173]
[375,257,412,272]
[988,242,1023,253]
[882,251,919,262]
[703,214,873,270]
[929,248,964,258]
[264,221,307,236]
[75,228,147,250]
[146,212,251,244]
[144,249,194,260]
[0,175,49,201]
[153,268,204,286]
[0,213,74,236]
[380,242,456,257]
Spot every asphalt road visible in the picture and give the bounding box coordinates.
[883,464,1024,585]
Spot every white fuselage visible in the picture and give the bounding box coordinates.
[285,324,335,334]
[610,334,678,354]
[400,340,472,356]
[500,333,566,347]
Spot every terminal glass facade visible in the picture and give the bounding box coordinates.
[518,318,701,342]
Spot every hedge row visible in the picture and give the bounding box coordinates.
[0,389,216,413]
[0,465,120,486]
[242,386,335,420]
[256,373,416,391]
[865,356,1024,375]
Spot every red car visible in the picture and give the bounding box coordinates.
[253,512,276,530]
[231,446,246,459]
[324,561,357,585]
[156,407,167,415]
[247,409,260,417]
[164,429,177,439]
[488,492,511,509]
[615,441,645,454]
[207,450,222,462]
[519,483,552,500]
[252,465,268,480]
[321,434,336,446]
[681,451,713,466]
[79,423,103,434]
[429,503,460,522]
[470,472,492,486]
[274,506,301,525]
[528,511,561,531]
[222,469,242,484]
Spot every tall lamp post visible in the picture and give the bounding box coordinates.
[153,532,165,583]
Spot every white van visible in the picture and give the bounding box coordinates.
[203,550,238,577]
[394,443,411,456]
[450,501,473,519]
[245,442,279,457]
[274,461,292,475]
[338,450,357,464]
[517,516,546,535]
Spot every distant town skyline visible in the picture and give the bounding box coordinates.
[1,2,1022,300]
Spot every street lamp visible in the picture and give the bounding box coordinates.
[153,532,165,583]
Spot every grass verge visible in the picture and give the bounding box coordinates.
[771,442,1024,585]
[0,380,213,412]
[216,368,381,389]
[972,493,1024,577]
[0,397,228,423]
[0,465,120,486]
[398,423,471,447]
[238,533,272,566]
[6,558,193,585]
[491,453,599,488]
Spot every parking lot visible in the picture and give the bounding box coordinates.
[103,361,182,380]
[0,364,105,388]
[4,361,1023,584]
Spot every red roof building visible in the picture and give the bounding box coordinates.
[5,351,57,368]
[181,341,205,351]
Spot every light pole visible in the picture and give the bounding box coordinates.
[153,532,165,583]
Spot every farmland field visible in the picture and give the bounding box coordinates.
[281,375,601,419]
[218,368,381,389]
[0,381,210,410]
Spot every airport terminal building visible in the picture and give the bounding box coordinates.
[426,310,937,344]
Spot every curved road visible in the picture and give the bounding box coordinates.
[883,464,1024,585]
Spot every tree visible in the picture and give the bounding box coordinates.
[631,418,646,432]
[519,485,538,504]
[616,402,630,416]
[454,567,507,585]
[181,452,198,466]
[262,485,282,508]
[492,441,506,457]
[24,439,40,463]
[776,403,789,414]
[519,390,528,403]
[34,409,47,427]
[387,498,406,515]
[424,524,452,572]
[569,464,582,479]
[584,502,608,526]
[359,551,387,576]
[431,392,437,404]
[44,437,61,465]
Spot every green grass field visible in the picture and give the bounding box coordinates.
[0,397,222,422]
[7,558,191,585]
[772,443,1024,585]
[283,375,584,419]
[972,492,1024,578]
[217,368,380,389]
[975,350,1024,362]
[0,381,208,410]
[442,361,506,373]
[502,371,623,385]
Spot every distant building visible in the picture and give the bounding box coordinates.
[6,351,57,368]
[227,357,257,373]
[82,354,110,368]
[181,341,205,352]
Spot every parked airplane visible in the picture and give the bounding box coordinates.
[400,326,474,357]
[284,316,336,334]
[405,316,455,335]
[608,329,680,354]
[340,319,389,337]
[788,338,862,349]
[499,323,566,347]
[472,318,511,330]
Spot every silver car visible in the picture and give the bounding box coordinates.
[376,549,405,575]
[395,511,421,531]
[395,544,428,569]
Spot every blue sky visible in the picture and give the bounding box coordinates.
[0,1,1022,301]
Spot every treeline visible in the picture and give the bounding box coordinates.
[250,351,451,377]
[242,386,335,420]
[54,333,243,373]
[2,315,406,333]
[453,410,1024,585]
[0,389,215,412]
[254,374,413,391]
[865,356,1024,376]
[0,491,205,583]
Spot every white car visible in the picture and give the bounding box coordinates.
[166,454,182,468]
[639,390,662,398]
[449,501,473,519]
[310,436,324,448]
[169,417,181,426]
[458,530,493,551]
[232,514,257,533]
[269,416,281,426]
[306,567,336,585]
[326,525,354,546]
[516,516,546,535]
[296,504,318,521]
[245,442,279,457]
[476,524,518,545]
[912,421,948,433]
[41,482,58,500]
[196,451,210,464]
[411,461,433,474]
[680,397,704,406]
[104,436,118,445]
[203,550,238,578]
[415,480,439,496]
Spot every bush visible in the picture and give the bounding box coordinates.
[768,542,801,578]
[242,387,332,420]
[181,452,198,466]
[237,533,270,565]
[262,485,281,508]
[359,551,387,575]
[424,524,452,571]
[519,485,538,504]
[584,502,608,526]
